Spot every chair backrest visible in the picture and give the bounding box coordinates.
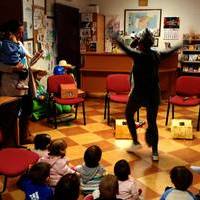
[175,76,200,96]
[106,74,131,93]
[47,74,75,94]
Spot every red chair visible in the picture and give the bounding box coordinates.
[47,74,86,128]
[165,76,200,131]
[0,148,39,198]
[104,74,139,125]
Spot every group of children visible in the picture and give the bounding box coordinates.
[17,133,200,200]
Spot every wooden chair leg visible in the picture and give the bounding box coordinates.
[107,99,110,125]
[75,104,78,119]
[165,101,170,126]
[53,102,57,129]
[104,94,108,119]
[172,105,175,119]
[82,102,86,125]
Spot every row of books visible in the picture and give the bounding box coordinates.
[183,44,200,51]
[183,33,200,40]
[182,66,200,73]
[182,54,200,62]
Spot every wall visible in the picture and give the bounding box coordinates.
[86,0,200,49]
[55,0,87,11]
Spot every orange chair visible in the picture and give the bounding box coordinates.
[47,74,86,128]
[104,74,139,125]
[165,76,200,131]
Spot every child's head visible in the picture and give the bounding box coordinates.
[99,174,119,199]
[34,133,51,150]
[48,139,67,158]
[54,173,80,200]
[84,145,102,168]
[114,159,130,181]
[170,166,193,191]
[28,162,51,184]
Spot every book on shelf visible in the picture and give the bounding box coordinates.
[188,54,198,61]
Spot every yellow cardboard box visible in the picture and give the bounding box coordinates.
[171,119,193,139]
[60,84,78,99]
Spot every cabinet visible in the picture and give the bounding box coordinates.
[181,34,200,76]
[80,13,105,53]
[81,52,178,98]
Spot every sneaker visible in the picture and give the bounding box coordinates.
[152,152,159,161]
[126,142,142,153]
[16,82,29,90]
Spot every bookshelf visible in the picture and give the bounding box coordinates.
[181,34,200,75]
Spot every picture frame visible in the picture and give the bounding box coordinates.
[22,0,33,39]
[34,0,45,8]
[153,38,159,47]
[45,0,55,17]
[124,9,162,37]
[23,40,34,55]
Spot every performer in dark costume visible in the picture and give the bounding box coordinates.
[113,29,181,161]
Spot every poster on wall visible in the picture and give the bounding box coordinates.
[124,9,162,36]
[163,17,180,40]
[105,15,120,52]
[23,0,33,39]
[33,6,46,52]
[23,40,34,55]
[45,0,55,17]
[164,17,180,29]
[34,0,45,8]
[45,18,56,71]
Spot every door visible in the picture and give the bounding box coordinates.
[54,4,81,85]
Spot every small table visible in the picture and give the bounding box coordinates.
[0,96,21,146]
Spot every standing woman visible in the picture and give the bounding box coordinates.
[0,20,33,144]
[113,29,181,161]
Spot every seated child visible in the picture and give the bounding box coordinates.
[96,174,121,200]
[54,173,80,200]
[0,20,31,89]
[160,166,196,200]
[32,133,51,157]
[18,162,54,200]
[39,139,75,187]
[75,145,106,195]
[114,159,142,200]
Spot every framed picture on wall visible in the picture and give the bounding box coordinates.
[34,0,45,8]
[23,39,34,55]
[45,0,55,17]
[23,0,33,39]
[153,38,159,47]
[124,9,162,36]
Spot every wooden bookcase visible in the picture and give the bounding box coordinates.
[181,33,200,76]
[80,13,105,53]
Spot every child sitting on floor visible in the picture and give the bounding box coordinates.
[18,162,53,200]
[114,159,142,200]
[39,139,75,187]
[32,133,51,158]
[160,166,196,200]
[75,145,106,195]
[54,173,80,200]
[96,174,120,200]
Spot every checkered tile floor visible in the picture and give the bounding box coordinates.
[2,97,200,200]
